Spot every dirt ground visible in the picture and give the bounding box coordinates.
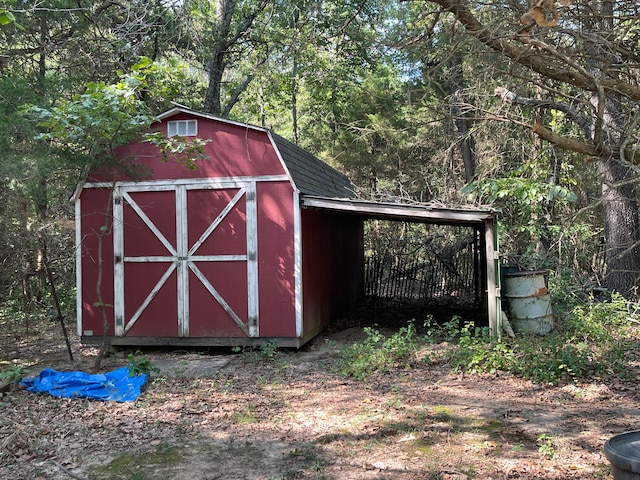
[0,312,637,480]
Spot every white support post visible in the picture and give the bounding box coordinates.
[75,196,83,336]
[113,187,125,337]
[293,191,303,338]
[246,181,259,337]
[176,185,189,337]
[485,218,501,339]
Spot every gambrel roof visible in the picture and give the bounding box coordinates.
[157,106,355,200]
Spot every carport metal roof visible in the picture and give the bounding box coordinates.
[300,195,502,338]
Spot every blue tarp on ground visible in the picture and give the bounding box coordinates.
[21,366,147,402]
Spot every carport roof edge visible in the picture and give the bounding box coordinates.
[300,195,498,226]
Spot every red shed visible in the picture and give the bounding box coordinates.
[75,107,364,348]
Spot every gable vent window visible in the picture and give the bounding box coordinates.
[167,120,197,137]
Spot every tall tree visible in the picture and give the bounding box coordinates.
[585,0,640,298]
[0,0,197,328]
[383,3,495,201]
[422,0,640,298]
[182,0,271,117]
[448,50,477,183]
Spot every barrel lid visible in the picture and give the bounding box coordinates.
[605,430,640,472]
[504,269,548,277]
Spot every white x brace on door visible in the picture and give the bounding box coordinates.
[112,181,259,338]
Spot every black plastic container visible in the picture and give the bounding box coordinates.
[605,431,640,480]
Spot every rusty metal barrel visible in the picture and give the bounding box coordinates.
[503,270,553,335]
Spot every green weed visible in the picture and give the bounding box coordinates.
[336,322,426,380]
[126,354,159,377]
[234,339,284,364]
[0,365,27,383]
[231,404,260,424]
[444,293,639,384]
[338,290,639,386]
[537,433,557,460]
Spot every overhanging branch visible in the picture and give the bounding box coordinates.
[533,123,640,165]
[494,86,592,140]
[426,0,640,102]
[532,123,601,157]
[494,86,640,164]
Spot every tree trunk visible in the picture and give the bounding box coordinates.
[587,0,640,299]
[292,81,299,144]
[598,159,640,297]
[94,182,116,372]
[201,0,268,118]
[202,0,235,116]
[449,52,476,183]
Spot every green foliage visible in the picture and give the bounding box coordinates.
[443,292,639,385]
[0,6,23,30]
[0,10,15,25]
[234,340,283,364]
[258,340,280,359]
[336,322,425,380]
[537,433,557,460]
[143,132,209,170]
[130,55,206,112]
[126,354,159,378]
[466,167,577,206]
[0,9,22,30]
[22,57,209,179]
[446,322,519,376]
[517,339,596,384]
[0,365,27,383]
[428,315,464,342]
[462,163,578,246]
[24,60,155,169]
[565,292,635,341]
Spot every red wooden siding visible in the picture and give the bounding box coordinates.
[79,187,116,336]
[301,209,364,335]
[77,110,361,346]
[188,261,249,337]
[124,190,177,256]
[186,186,250,337]
[124,262,179,337]
[92,114,287,183]
[256,182,296,337]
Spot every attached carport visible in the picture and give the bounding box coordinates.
[301,196,502,337]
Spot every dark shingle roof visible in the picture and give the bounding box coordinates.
[270,133,355,199]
